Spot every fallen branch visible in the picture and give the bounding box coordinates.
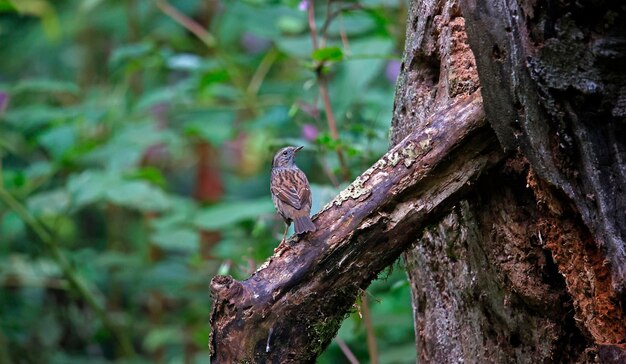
[209,90,503,362]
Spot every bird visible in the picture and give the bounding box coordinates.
[270,146,316,246]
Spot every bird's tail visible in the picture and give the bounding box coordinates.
[294,216,316,234]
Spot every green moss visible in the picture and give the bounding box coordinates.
[308,314,346,354]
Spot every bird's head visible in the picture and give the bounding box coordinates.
[272,146,303,168]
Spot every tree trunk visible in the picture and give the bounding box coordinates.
[209,0,626,362]
[396,0,626,362]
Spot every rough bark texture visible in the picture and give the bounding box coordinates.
[394,0,626,362]
[209,0,626,361]
[463,0,626,294]
[209,92,502,363]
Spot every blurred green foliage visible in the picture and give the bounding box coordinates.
[0,0,412,362]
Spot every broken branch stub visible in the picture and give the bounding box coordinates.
[209,91,503,363]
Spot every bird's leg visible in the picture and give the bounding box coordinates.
[281,223,289,245]
[274,223,291,256]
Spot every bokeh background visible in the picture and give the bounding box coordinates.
[0,0,414,362]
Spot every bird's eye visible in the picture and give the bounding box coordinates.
[282,151,288,155]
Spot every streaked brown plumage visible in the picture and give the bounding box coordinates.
[271,146,316,245]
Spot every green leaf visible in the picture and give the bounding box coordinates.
[37,124,76,160]
[0,141,23,166]
[127,167,167,187]
[135,83,191,111]
[2,169,26,190]
[108,42,153,69]
[217,1,299,44]
[0,211,25,241]
[0,255,62,283]
[78,0,104,12]
[27,189,70,216]
[9,0,60,39]
[325,11,377,37]
[151,228,199,253]
[66,170,112,207]
[277,15,306,34]
[150,197,198,230]
[143,260,190,295]
[67,170,172,212]
[25,161,54,180]
[312,46,343,62]
[198,68,230,87]
[105,180,171,212]
[183,110,234,146]
[12,79,80,95]
[331,37,394,117]
[82,122,183,171]
[275,35,312,58]
[0,1,17,12]
[143,327,183,352]
[194,198,275,230]
[3,106,81,131]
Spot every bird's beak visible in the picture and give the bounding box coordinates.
[295,146,304,153]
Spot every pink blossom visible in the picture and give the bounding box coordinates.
[301,123,319,141]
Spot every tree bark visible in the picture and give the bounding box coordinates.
[395,0,626,362]
[209,0,626,362]
[463,0,626,293]
[209,91,503,362]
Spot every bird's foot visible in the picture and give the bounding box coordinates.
[273,239,291,256]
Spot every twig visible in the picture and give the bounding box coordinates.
[335,338,360,364]
[319,3,363,45]
[307,0,319,49]
[307,0,351,181]
[319,77,350,180]
[361,293,378,364]
[155,0,259,113]
[0,186,136,357]
[247,47,278,96]
[318,80,339,142]
[319,0,333,48]
[126,0,143,94]
[339,13,350,52]
[155,0,215,47]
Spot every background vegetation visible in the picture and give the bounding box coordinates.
[0,0,413,362]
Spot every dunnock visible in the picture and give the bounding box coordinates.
[271,146,316,245]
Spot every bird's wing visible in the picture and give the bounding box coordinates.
[298,170,312,210]
[271,169,310,210]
